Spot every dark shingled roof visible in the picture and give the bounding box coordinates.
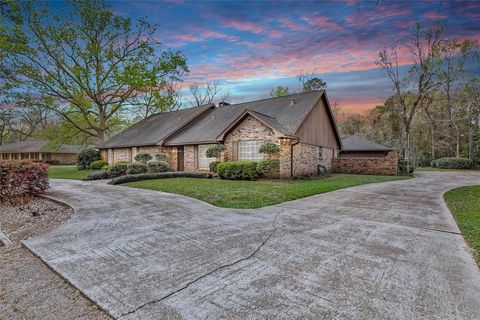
[341,135,391,152]
[97,104,214,148]
[165,91,325,145]
[0,140,80,153]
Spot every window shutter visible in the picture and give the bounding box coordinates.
[194,145,198,169]
[232,142,238,161]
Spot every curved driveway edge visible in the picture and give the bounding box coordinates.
[24,172,480,319]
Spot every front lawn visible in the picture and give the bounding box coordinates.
[444,186,480,265]
[48,165,98,180]
[125,174,409,209]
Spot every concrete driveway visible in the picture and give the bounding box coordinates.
[24,172,480,319]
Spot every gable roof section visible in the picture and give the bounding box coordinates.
[165,91,327,146]
[97,104,214,149]
[341,135,391,152]
[0,140,80,153]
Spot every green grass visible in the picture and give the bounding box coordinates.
[125,174,409,209]
[417,167,480,172]
[48,165,98,180]
[444,186,480,265]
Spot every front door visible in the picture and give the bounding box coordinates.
[177,146,184,171]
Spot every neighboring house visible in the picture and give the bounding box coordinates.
[0,140,81,164]
[332,135,398,175]
[98,90,342,178]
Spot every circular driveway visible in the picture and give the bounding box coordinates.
[24,172,480,319]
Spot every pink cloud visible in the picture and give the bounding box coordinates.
[302,14,344,32]
[222,19,283,38]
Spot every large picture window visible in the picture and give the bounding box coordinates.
[198,144,216,169]
[238,140,264,161]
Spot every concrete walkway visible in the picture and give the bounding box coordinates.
[24,172,480,319]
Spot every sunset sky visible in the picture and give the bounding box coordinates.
[89,1,480,112]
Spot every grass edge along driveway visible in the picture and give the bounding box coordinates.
[444,185,480,265]
[125,174,409,209]
[48,165,98,180]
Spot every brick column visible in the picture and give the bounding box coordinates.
[279,139,291,179]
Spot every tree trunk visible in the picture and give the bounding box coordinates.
[430,124,435,159]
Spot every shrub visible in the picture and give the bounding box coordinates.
[154,152,170,161]
[417,158,433,167]
[0,160,49,201]
[109,171,213,185]
[398,160,414,175]
[134,152,152,164]
[147,161,171,173]
[434,157,473,169]
[90,160,108,170]
[45,160,60,165]
[259,141,280,154]
[83,170,110,181]
[256,159,280,175]
[77,148,100,170]
[126,162,148,174]
[430,159,437,168]
[108,162,129,177]
[217,161,260,180]
[209,161,220,173]
[205,144,226,158]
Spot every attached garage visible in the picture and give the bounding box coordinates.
[332,135,398,175]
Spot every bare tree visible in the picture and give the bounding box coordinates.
[377,23,443,171]
[189,80,230,107]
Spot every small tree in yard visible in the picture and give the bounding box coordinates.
[134,152,152,164]
[77,148,100,170]
[205,144,226,159]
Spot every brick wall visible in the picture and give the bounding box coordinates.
[332,151,398,175]
[113,148,131,163]
[291,144,335,177]
[184,145,195,171]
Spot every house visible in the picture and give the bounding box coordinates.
[0,140,81,164]
[97,90,342,178]
[332,135,398,175]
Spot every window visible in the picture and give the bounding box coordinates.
[238,140,264,161]
[198,144,216,169]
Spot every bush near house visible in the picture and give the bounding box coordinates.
[147,161,171,173]
[76,148,100,170]
[431,157,473,169]
[90,160,108,170]
[108,161,129,177]
[217,161,260,180]
[0,160,49,201]
[134,152,152,164]
[154,152,170,161]
[126,163,148,175]
[84,170,110,181]
[109,171,212,185]
[209,161,220,173]
[259,141,280,155]
[398,160,414,175]
[205,144,226,158]
[256,159,280,175]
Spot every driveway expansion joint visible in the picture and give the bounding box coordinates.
[115,210,282,319]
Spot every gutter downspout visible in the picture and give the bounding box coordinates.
[290,139,300,178]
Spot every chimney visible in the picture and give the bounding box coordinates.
[290,98,295,105]
[219,101,230,107]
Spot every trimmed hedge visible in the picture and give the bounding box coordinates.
[209,161,220,173]
[147,161,171,173]
[90,160,108,170]
[217,161,260,180]
[256,159,280,175]
[0,160,49,201]
[108,162,129,177]
[433,157,473,169]
[108,171,213,185]
[126,163,148,175]
[77,148,99,170]
[84,170,110,181]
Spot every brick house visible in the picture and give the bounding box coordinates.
[97,91,342,178]
[0,140,80,164]
[332,135,398,175]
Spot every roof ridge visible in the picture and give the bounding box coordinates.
[216,90,324,109]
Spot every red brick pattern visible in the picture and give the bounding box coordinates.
[332,151,398,175]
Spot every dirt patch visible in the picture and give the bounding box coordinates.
[0,196,110,319]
